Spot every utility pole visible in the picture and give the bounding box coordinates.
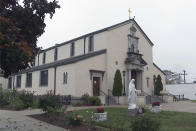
[179,70,188,84]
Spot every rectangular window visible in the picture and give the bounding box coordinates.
[147,77,150,88]
[43,52,46,64]
[8,77,12,89]
[70,42,75,57]
[16,75,21,88]
[26,73,32,87]
[54,48,58,61]
[63,72,68,84]
[40,70,48,86]
[88,36,94,52]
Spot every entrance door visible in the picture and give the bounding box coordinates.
[93,77,100,96]
[131,70,137,89]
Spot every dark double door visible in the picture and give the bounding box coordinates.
[93,77,100,96]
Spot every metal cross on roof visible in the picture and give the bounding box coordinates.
[128,8,132,19]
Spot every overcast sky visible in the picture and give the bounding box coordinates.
[37,0,196,82]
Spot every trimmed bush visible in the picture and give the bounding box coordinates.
[131,115,160,131]
[112,69,123,96]
[89,96,101,106]
[81,93,90,105]
[39,94,61,112]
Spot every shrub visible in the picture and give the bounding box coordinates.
[11,97,25,110]
[131,115,160,131]
[81,93,90,105]
[0,88,10,106]
[154,75,163,96]
[30,99,40,109]
[112,69,123,104]
[89,96,101,106]
[39,94,61,112]
[66,112,84,126]
[18,90,34,108]
[112,69,123,96]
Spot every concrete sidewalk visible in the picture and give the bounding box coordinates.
[0,109,68,131]
[161,100,196,113]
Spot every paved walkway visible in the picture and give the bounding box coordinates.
[0,109,68,131]
[0,101,196,131]
[161,100,196,113]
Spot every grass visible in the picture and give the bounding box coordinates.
[191,100,196,103]
[73,107,196,131]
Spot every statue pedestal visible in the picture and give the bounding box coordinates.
[126,108,138,117]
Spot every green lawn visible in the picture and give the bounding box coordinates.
[73,107,196,131]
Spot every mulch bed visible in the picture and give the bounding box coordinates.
[29,113,102,131]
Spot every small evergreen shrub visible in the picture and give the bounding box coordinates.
[131,115,160,131]
[154,75,163,96]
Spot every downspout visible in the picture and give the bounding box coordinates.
[38,53,40,66]
[54,66,57,95]
[13,75,15,89]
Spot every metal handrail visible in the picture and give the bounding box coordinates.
[99,90,107,96]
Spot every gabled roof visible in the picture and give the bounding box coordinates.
[153,63,166,76]
[41,19,154,53]
[13,49,106,75]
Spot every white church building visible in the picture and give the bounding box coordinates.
[1,19,166,100]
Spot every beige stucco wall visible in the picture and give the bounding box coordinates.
[74,53,107,97]
[55,64,76,96]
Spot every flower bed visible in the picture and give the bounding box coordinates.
[151,101,162,113]
[92,108,107,122]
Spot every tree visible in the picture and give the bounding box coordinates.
[0,0,60,77]
[112,69,123,104]
[154,75,163,96]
